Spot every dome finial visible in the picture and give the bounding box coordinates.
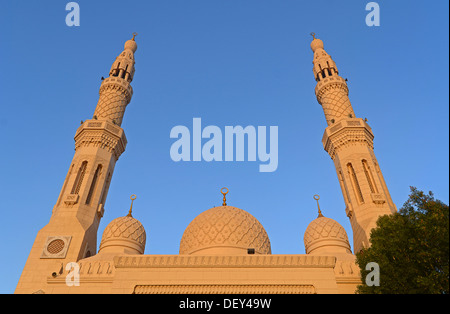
[221,187,229,206]
[127,194,137,217]
[313,195,324,218]
[132,32,138,41]
[310,33,324,52]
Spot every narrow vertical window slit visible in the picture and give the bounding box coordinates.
[86,165,102,205]
[71,161,88,195]
[362,160,378,194]
[347,163,364,204]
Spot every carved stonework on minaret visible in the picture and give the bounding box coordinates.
[93,33,137,127]
[93,78,133,127]
[322,118,374,160]
[74,120,128,160]
[15,35,138,294]
[316,80,354,126]
[310,34,396,253]
[311,33,355,126]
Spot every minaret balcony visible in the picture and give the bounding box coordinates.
[99,76,133,101]
[74,119,128,160]
[315,75,348,98]
[322,118,374,159]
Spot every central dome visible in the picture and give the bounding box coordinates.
[179,206,271,255]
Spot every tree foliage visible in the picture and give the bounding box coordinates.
[356,187,449,294]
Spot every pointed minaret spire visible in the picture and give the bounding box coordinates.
[93,33,138,126]
[311,34,355,126]
[310,34,397,253]
[109,33,138,83]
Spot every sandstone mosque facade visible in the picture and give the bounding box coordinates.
[15,34,397,294]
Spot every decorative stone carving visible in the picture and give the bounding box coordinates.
[74,121,127,160]
[41,236,72,259]
[134,284,316,294]
[179,206,271,255]
[94,77,133,127]
[114,255,336,269]
[64,194,79,205]
[322,121,375,160]
[371,193,386,204]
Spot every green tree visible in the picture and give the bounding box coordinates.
[356,187,449,294]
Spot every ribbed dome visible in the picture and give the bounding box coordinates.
[304,216,351,255]
[179,206,271,255]
[99,215,146,255]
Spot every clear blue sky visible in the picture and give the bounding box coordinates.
[0,0,448,294]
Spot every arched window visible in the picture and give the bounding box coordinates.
[362,159,378,194]
[86,164,102,205]
[71,161,87,195]
[57,164,74,206]
[347,163,364,204]
[339,170,352,205]
[99,172,111,207]
[112,62,121,77]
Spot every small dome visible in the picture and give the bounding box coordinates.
[124,33,138,53]
[304,216,351,255]
[124,40,137,53]
[310,33,324,53]
[99,215,146,255]
[179,206,271,255]
[311,38,324,53]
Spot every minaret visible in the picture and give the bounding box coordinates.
[310,34,397,253]
[16,35,138,294]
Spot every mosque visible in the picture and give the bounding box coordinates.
[15,33,397,294]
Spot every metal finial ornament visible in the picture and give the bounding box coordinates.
[132,32,138,41]
[221,187,229,206]
[310,32,316,39]
[127,194,137,217]
[314,194,324,218]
